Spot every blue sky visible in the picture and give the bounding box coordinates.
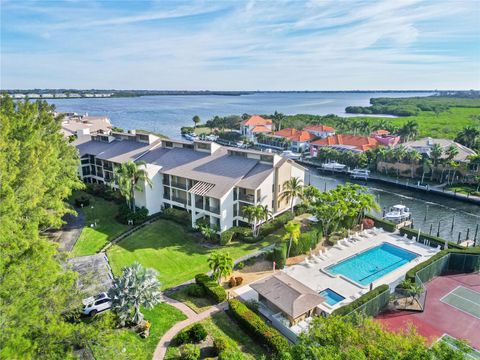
[1,0,479,90]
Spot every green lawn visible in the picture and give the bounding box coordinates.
[165,311,267,360]
[167,285,216,313]
[354,107,480,139]
[93,303,186,360]
[107,219,272,289]
[446,184,480,196]
[72,192,129,257]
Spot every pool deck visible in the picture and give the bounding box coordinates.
[236,230,440,314]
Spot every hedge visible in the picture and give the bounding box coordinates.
[365,214,396,232]
[228,299,289,355]
[172,323,208,345]
[220,226,252,245]
[332,284,389,316]
[399,227,464,250]
[273,243,287,269]
[162,208,191,227]
[405,246,480,282]
[195,273,227,303]
[290,229,321,257]
[258,212,294,238]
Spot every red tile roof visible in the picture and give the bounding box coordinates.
[311,134,379,151]
[304,124,335,132]
[273,128,316,142]
[241,115,273,126]
[371,130,390,136]
[251,125,272,133]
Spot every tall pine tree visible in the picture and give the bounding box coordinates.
[0,95,98,358]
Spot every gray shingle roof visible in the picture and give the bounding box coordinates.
[251,272,324,319]
[402,138,476,162]
[74,137,160,163]
[236,163,273,189]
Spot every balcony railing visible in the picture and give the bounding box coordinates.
[170,181,187,190]
[238,193,255,203]
[171,196,188,205]
[205,204,220,215]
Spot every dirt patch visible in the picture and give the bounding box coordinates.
[223,260,274,293]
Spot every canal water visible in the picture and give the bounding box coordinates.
[307,170,480,243]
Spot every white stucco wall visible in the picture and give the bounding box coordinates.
[134,164,163,215]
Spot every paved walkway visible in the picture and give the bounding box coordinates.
[152,296,228,360]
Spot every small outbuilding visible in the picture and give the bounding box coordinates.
[251,272,325,326]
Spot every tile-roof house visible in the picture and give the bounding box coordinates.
[251,272,325,325]
[273,128,317,152]
[371,130,400,147]
[240,115,273,140]
[310,134,379,156]
[304,124,335,139]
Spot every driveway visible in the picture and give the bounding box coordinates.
[49,208,85,252]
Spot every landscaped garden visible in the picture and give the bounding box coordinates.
[93,303,186,360]
[71,191,129,257]
[164,311,268,360]
[107,219,274,289]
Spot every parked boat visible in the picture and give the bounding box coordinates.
[281,150,302,160]
[350,168,370,180]
[320,162,347,172]
[182,133,198,141]
[384,205,411,222]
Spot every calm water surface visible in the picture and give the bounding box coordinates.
[308,172,480,243]
[47,92,478,241]
[47,92,431,139]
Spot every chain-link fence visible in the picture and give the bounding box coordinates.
[395,252,480,312]
[344,287,391,320]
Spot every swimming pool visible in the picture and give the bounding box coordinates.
[326,243,419,286]
[319,288,345,306]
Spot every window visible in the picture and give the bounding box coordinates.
[165,141,173,148]
[256,189,261,200]
[196,142,210,150]
[260,155,273,163]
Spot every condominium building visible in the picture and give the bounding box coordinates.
[73,133,305,232]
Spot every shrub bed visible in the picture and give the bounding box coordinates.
[290,229,320,257]
[162,208,191,227]
[116,203,149,225]
[273,243,287,269]
[220,226,252,245]
[195,274,227,303]
[228,299,289,355]
[332,284,389,316]
[172,323,208,346]
[74,194,92,207]
[399,227,464,250]
[365,215,396,232]
[258,212,294,238]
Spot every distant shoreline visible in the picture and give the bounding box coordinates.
[5,89,443,100]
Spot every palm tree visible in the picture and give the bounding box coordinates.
[279,177,304,213]
[272,111,285,131]
[113,161,152,212]
[455,125,479,149]
[198,223,218,242]
[242,204,268,237]
[108,262,162,326]
[192,115,201,129]
[421,157,432,184]
[284,221,301,258]
[445,144,459,162]
[406,150,422,178]
[208,251,233,284]
[398,120,418,142]
[429,143,443,181]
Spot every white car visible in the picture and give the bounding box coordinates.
[82,292,112,316]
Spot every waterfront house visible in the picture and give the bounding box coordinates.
[272,128,316,152]
[240,115,273,141]
[73,133,305,232]
[304,124,335,138]
[61,114,113,138]
[402,138,476,162]
[371,130,400,146]
[250,272,325,326]
[310,134,379,156]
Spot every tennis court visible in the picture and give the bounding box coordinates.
[441,286,480,319]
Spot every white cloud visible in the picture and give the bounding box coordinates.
[1,0,479,89]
